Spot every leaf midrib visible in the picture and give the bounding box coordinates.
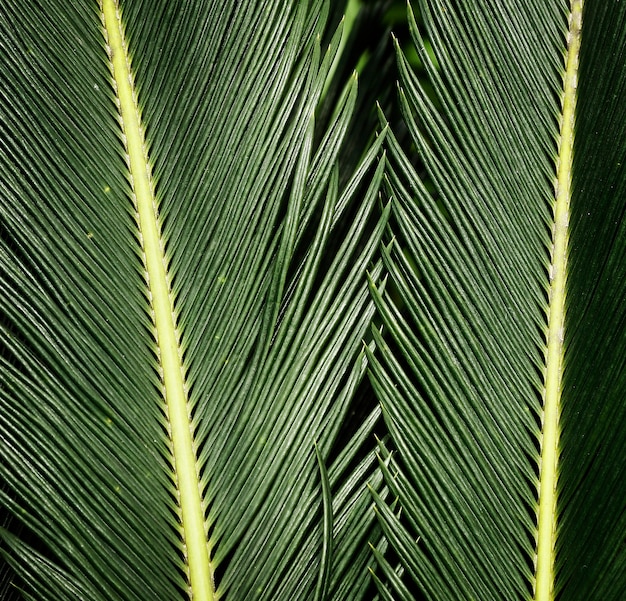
[101,1,214,598]
[534,2,583,599]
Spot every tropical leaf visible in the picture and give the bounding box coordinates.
[0,1,389,599]
[369,0,626,599]
[3,0,626,599]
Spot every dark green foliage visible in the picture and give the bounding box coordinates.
[1,1,626,600]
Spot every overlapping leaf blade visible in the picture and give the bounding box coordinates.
[370,0,626,599]
[0,1,388,599]
[368,0,570,598]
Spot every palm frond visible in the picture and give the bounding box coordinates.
[0,1,388,599]
[3,0,626,599]
[369,0,626,599]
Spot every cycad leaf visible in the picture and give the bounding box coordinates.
[370,1,626,599]
[0,1,388,599]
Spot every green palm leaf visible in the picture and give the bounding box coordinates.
[3,0,626,599]
[0,1,388,599]
[369,1,626,599]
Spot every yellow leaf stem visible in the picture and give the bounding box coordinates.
[101,1,214,598]
[534,2,583,599]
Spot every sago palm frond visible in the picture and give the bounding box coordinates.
[368,1,626,599]
[0,1,388,599]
